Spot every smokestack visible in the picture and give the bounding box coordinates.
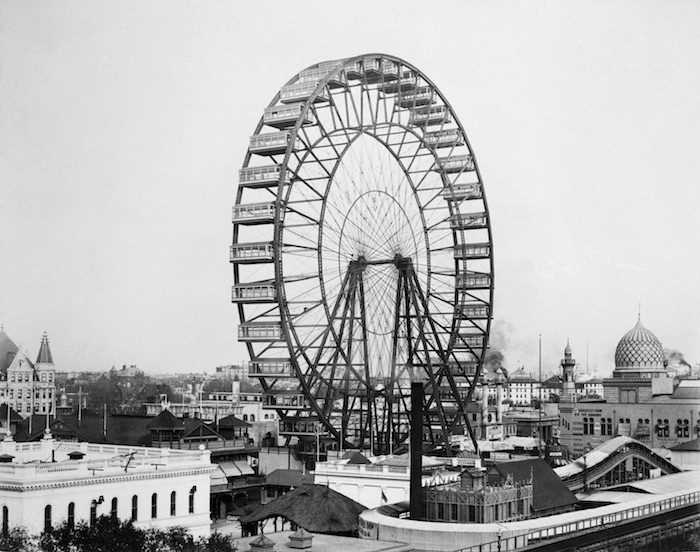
[409,381,424,520]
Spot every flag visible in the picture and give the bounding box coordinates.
[381,489,388,504]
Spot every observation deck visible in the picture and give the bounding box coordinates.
[237,322,284,342]
[396,86,435,108]
[280,81,329,104]
[239,164,287,188]
[449,212,488,230]
[456,271,491,290]
[409,105,451,127]
[249,131,299,155]
[436,154,475,173]
[424,129,464,149]
[263,103,315,129]
[249,358,294,378]
[232,202,276,225]
[231,283,277,303]
[229,242,274,264]
[453,243,491,259]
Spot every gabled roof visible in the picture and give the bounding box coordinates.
[147,409,184,430]
[35,333,53,364]
[264,469,313,487]
[183,419,222,440]
[0,330,20,372]
[487,458,578,512]
[218,414,251,428]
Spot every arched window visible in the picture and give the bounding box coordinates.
[188,486,197,514]
[170,491,176,516]
[68,502,75,530]
[583,417,589,435]
[44,505,52,533]
[264,414,269,420]
[243,414,248,421]
[2,505,8,536]
[151,493,157,519]
[131,495,138,521]
[250,414,255,422]
[111,497,118,520]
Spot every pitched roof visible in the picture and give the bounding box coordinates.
[240,484,367,535]
[342,450,371,464]
[487,458,578,512]
[669,436,700,451]
[264,469,313,487]
[218,414,251,428]
[0,330,20,372]
[0,404,22,423]
[146,409,184,430]
[35,333,54,364]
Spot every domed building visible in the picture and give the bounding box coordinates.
[558,316,699,457]
[613,316,668,378]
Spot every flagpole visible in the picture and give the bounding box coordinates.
[538,334,543,460]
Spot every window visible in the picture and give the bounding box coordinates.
[44,505,52,533]
[663,419,669,437]
[131,495,138,521]
[683,419,690,438]
[189,486,196,514]
[243,414,248,421]
[111,497,118,520]
[67,503,75,530]
[2,506,8,536]
[170,491,176,516]
[451,503,458,520]
[90,502,97,526]
[583,417,589,435]
[250,414,255,422]
[151,493,157,519]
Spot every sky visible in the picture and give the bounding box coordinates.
[1,1,699,376]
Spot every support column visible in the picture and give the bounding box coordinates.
[409,380,424,520]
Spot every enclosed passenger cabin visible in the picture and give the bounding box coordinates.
[453,243,491,259]
[298,67,345,89]
[239,164,286,188]
[263,103,315,129]
[449,212,488,230]
[379,71,417,93]
[263,391,310,410]
[249,131,299,156]
[347,57,381,81]
[409,105,451,127]
[457,302,490,320]
[229,242,274,264]
[443,183,482,201]
[238,322,284,342]
[436,155,475,174]
[448,360,479,377]
[231,283,277,303]
[396,86,435,108]
[249,358,294,378]
[232,202,276,225]
[458,333,485,349]
[424,129,464,149]
[280,81,329,104]
[279,418,319,436]
[456,271,491,290]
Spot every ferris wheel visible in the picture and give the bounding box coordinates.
[231,54,494,456]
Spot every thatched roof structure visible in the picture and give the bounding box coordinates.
[240,484,367,535]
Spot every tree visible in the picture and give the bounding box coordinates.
[0,527,36,552]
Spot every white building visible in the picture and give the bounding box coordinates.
[313,453,461,509]
[507,367,541,406]
[0,432,214,537]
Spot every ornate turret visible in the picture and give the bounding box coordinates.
[561,340,576,402]
[35,332,54,365]
[613,316,666,377]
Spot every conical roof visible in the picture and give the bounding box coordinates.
[36,332,54,364]
[614,318,665,370]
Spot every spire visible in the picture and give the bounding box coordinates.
[36,332,54,364]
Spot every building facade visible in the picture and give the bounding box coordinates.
[0,330,56,417]
[0,432,214,537]
[559,317,700,456]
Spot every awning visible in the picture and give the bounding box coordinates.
[219,460,254,477]
[210,465,229,486]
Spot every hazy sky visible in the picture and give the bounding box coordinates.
[1,1,699,376]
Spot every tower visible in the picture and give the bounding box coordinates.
[34,332,56,415]
[561,340,576,402]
